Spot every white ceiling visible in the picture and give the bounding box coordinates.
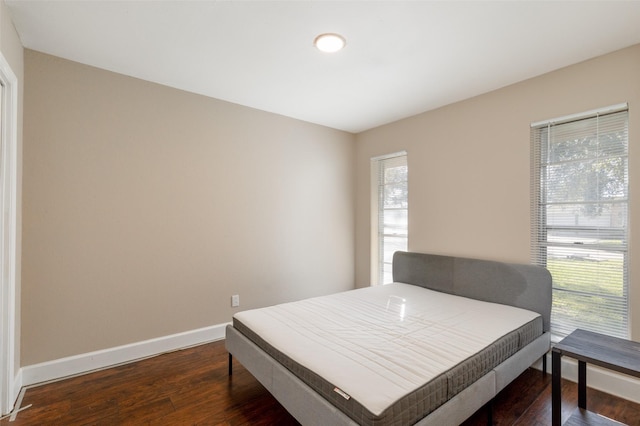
[6,0,640,133]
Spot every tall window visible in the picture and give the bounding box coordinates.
[531,105,629,339]
[372,152,408,285]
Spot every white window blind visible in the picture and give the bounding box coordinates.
[373,152,408,285]
[530,106,629,339]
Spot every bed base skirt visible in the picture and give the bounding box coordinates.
[225,325,550,426]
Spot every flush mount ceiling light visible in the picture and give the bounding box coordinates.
[314,33,346,53]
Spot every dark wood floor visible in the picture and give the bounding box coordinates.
[2,340,639,425]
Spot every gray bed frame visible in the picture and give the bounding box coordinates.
[225,251,552,425]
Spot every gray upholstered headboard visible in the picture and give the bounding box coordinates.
[392,251,553,332]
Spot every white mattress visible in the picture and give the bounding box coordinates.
[233,283,541,417]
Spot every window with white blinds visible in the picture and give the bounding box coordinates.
[372,152,408,285]
[530,105,629,339]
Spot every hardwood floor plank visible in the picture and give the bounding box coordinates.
[2,340,639,425]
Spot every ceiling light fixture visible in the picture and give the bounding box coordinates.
[314,33,346,53]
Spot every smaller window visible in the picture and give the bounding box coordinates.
[371,152,408,285]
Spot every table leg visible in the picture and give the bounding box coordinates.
[578,360,587,409]
[552,350,562,426]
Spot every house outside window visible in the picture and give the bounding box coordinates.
[371,152,408,285]
[530,105,629,339]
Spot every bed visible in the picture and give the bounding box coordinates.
[225,251,552,425]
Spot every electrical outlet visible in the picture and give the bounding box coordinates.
[231,294,240,307]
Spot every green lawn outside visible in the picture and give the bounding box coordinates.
[547,257,626,336]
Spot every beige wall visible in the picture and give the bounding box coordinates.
[0,0,23,380]
[22,50,355,365]
[20,38,640,365]
[355,44,640,340]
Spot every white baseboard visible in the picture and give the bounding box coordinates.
[534,353,640,404]
[20,322,229,388]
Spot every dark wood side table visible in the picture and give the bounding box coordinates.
[552,329,640,426]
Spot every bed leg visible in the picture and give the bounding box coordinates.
[486,399,494,425]
[228,353,233,376]
[542,353,547,376]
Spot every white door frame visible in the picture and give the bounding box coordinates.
[0,50,18,415]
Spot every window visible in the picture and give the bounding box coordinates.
[531,105,629,339]
[371,152,408,285]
